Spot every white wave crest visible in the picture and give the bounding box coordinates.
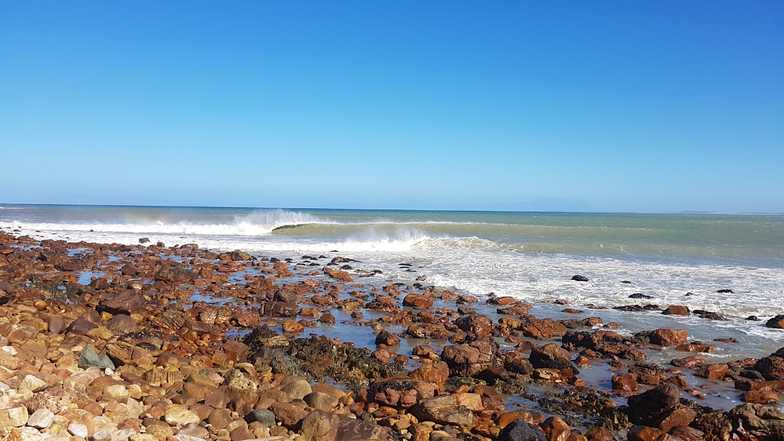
[0,209,329,236]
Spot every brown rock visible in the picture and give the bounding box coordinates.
[541,416,572,441]
[529,343,574,371]
[698,363,729,381]
[627,383,680,427]
[455,314,494,338]
[649,329,688,346]
[754,348,784,380]
[411,395,475,428]
[627,425,671,441]
[410,360,450,386]
[661,305,690,316]
[743,386,780,403]
[612,373,638,394]
[403,294,434,309]
[441,340,496,376]
[282,319,305,334]
[270,401,309,428]
[521,319,568,339]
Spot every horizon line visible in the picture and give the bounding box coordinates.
[2,201,783,216]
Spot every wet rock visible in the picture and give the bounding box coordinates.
[629,293,653,299]
[693,310,727,321]
[529,343,575,371]
[729,403,784,439]
[375,330,400,347]
[668,426,704,441]
[504,351,534,375]
[744,386,780,403]
[369,377,436,408]
[765,315,784,329]
[282,319,305,334]
[584,426,614,441]
[698,363,729,380]
[754,347,784,380]
[612,373,638,394]
[627,425,670,441]
[661,305,689,316]
[521,318,568,339]
[441,340,496,377]
[410,360,450,386]
[563,330,645,361]
[455,314,493,339]
[403,293,434,309]
[497,419,547,441]
[693,410,732,441]
[627,383,689,430]
[541,416,572,441]
[644,329,689,347]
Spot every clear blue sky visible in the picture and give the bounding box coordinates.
[1,1,782,212]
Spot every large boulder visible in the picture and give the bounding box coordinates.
[529,344,574,371]
[754,348,784,380]
[455,314,494,339]
[644,329,689,347]
[441,340,496,376]
[765,315,784,329]
[627,383,694,430]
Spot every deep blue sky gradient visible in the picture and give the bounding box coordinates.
[1,1,782,212]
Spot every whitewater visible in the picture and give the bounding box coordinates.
[2,204,784,356]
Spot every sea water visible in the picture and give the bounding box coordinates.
[2,204,783,358]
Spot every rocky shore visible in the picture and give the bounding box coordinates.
[0,231,782,441]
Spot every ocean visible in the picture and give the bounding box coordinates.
[2,204,783,359]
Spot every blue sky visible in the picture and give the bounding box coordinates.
[1,1,782,212]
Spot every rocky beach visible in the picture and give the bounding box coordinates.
[1,231,783,441]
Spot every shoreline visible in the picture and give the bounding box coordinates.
[1,232,783,440]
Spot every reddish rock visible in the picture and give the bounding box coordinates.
[529,344,574,372]
[403,294,434,309]
[744,386,780,403]
[455,314,494,339]
[410,360,450,387]
[754,348,784,380]
[504,351,534,375]
[661,305,690,316]
[541,416,572,441]
[612,373,638,394]
[698,363,729,381]
[627,425,670,441]
[521,319,568,339]
[648,329,688,347]
[627,383,680,427]
[441,340,496,376]
[375,330,400,347]
[369,378,436,408]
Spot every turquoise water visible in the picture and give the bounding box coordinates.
[2,204,783,266]
[2,204,784,336]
